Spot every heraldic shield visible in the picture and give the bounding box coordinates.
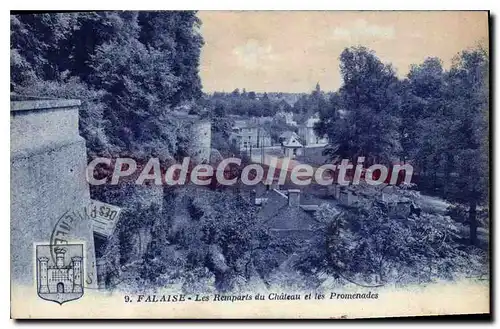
[36,244,84,304]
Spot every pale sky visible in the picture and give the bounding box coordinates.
[197,11,488,93]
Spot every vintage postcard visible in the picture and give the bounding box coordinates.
[10,10,490,319]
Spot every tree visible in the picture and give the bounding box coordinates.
[443,47,489,246]
[137,11,204,104]
[174,189,274,292]
[295,200,478,287]
[261,92,276,116]
[11,11,205,159]
[394,47,489,246]
[10,13,80,87]
[316,47,402,164]
[400,57,446,164]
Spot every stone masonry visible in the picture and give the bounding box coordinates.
[11,96,97,287]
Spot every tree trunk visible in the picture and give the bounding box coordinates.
[469,200,478,246]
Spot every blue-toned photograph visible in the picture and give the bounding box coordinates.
[10,10,490,319]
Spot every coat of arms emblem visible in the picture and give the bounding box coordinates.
[36,243,84,304]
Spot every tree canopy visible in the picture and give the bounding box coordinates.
[11,11,204,159]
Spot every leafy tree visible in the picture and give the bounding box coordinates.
[316,47,402,164]
[11,11,205,159]
[10,13,79,87]
[443,48,489,246]
[296,201,483,287]
[138,11,204,104]
[400,57,447,164]
[174,190,275,292]
[401,47,489,246]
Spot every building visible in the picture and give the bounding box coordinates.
[275,111,297,126]
[278,131,300,144]
[298,115,328,146]
[281,133,303,158]
[230,122,272,150]
[171,111,212,163]
[38,247,83,294]
[251,187,321,241]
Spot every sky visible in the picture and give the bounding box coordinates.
[197,11,488,93]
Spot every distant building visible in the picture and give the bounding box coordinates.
[281,133,303,158]
[171,111,212,163]
[298,115,328,146]
[275,111,297,126]
[230,122,272,150]
[278,131,300,143]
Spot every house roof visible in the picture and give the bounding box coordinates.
[262,201,320,231]
[256,188,319,226]
[279,131,299,139]
[282,135,303,148]
[299,205,320,212]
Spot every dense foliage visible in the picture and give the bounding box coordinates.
[315,46,489,246]
[296,200,487,288]
[11,12,203,159]
[202,84,331,121]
